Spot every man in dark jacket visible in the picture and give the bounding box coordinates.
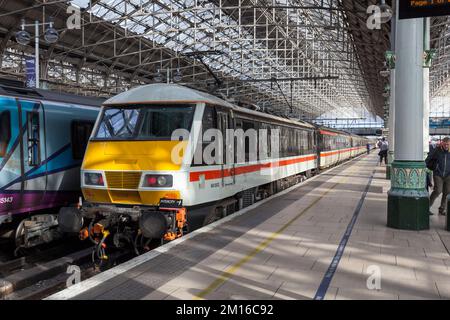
[426,137,450,215]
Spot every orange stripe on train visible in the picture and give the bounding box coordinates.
[189,155,317,182]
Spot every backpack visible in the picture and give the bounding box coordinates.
[426,158,437,171]
[426,149,438,171]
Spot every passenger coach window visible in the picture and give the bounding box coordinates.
[243,121,256,162]
[202,106,216,132]
[260,123,271,159]
[72,121,95,160]
[280,127,288,158]
[27,112,40,166]
[192,106,217,166]
[0,111,11,157]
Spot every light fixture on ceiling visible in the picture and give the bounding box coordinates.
[16,29,31,46]
[15,19,30,45]
[379,0,393,24]
[173,69,183,82]
[153,70,163,83]
[44,18,59,44]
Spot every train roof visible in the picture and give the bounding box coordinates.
[317,126,346,134]
[0,84,105,107]
[104,83,315,129]
[317,125,368,138]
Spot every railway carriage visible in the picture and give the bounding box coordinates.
[0,82,102,249]
[317,128,367,169]
[351,135,370,157]
[58,84,369,257]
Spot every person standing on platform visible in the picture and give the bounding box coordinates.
[426,141,435,195]
[377,137,388,165]
[426,137,450,216]
[430,139,437,151]
[366,142,371,154]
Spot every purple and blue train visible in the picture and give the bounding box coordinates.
[0,80,102,250]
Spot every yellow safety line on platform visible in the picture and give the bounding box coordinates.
[193,162,367,300]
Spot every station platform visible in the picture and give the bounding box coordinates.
[48,153,450,300]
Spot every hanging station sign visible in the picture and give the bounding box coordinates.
[399,0,450,19]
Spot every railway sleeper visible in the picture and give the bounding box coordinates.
[0,247,92,299]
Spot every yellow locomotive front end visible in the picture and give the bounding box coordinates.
[81,103,193,206]
[58,96,197,259]
[81,139,184,206]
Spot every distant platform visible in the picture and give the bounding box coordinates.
[47,154,450,300]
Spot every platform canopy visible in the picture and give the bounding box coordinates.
[0,0,447,120]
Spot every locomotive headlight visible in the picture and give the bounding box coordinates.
[157,176,167,186]
[84,172,104,186]
[143,174,173,188]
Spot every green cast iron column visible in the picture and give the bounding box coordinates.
[387,1,429,230]
[386,15,396,180]
[423,18,430,160]
[386,66,395,180]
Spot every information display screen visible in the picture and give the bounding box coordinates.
[399,0,450,19]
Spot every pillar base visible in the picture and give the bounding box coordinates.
[386,165,391,180]
[387,189,429,230]
[387,161,429,230]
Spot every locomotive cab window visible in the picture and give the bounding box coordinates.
[94,104,195,140]
[0,111,11,157]
[27,112,40,166]
[72,121,95,160]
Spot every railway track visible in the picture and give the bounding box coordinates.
[0,240,89,298]
[2,249,134,300]
[0,239,152,300]
[0,242,81,276]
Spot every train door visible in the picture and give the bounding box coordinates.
[338,135,343,164]
[351,137,355,157]
[217,109,235,187]
[0,97,22,218]
[316,131,322,169]
[17,99,47,209]
[309,130,317,168]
